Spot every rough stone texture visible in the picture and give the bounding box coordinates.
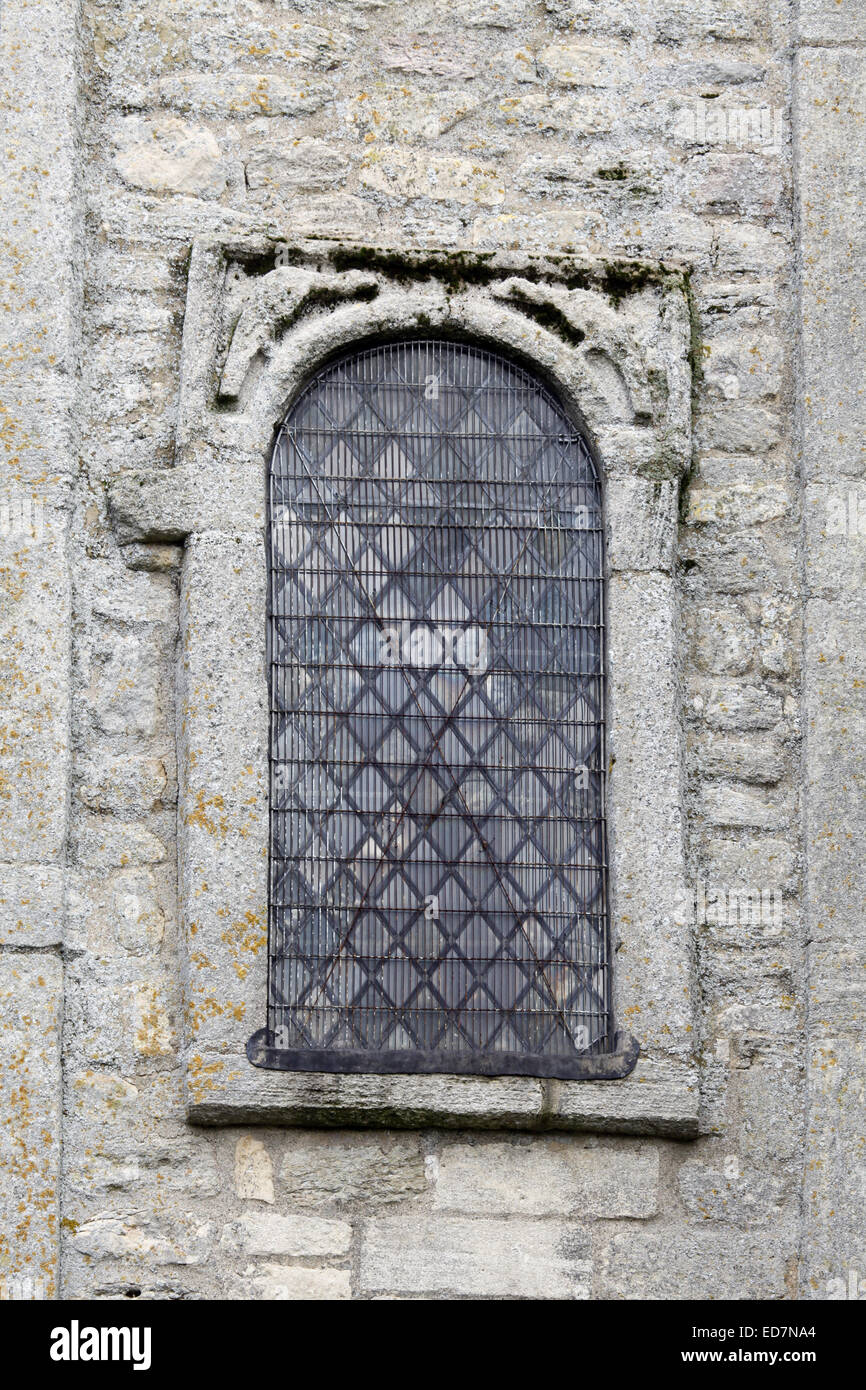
[0,866,65,948]
[187,1051,699,1136]
[0,0,860,1303]
[0,957,62,1298]
[233,1136,274,1204]
[430,1138,659,1217]
[597,1226,796,1301]
[220,1212,352,1257]
[241,1263,352,1300]
[360,1215,592,1298]
[278,1132,427,1206]
[0,0,79,1301]
[797,26,866,1301]
[798,1,866,43]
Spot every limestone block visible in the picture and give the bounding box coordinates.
[0,956,62,1298]
[234,1136,274,1204]
[221,1212,352,1258]
[359,147,506,206]
[115,118,230,198]
[279,1132,426,1205]
[361,1216,591,1297]
[243,1264,351,1299]
[431,1138,659,1217]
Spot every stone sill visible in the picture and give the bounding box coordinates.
[186,1052,699,1137]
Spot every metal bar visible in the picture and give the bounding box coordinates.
[260,339,617,1075]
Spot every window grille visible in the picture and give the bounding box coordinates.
[251,339,625,1079]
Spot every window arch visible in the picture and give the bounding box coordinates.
[264,338,612,1079]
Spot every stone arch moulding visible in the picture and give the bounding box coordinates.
[108,237,699,1135]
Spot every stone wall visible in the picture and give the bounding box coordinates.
[0,0,863,1300]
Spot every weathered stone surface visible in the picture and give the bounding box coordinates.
[694,403,784,455]
[115,118,231,197]
[68,1070,141,1129]
[279,1133,426,1205]
[65,1142,221,1200]
[378,35,482,79]
[68,866,168,959]
[71,816,168,869]
[802,1034,866,1295]
[653,0,765,42]
[686,484,790,529]
[0,510,71,863]
[492,89,619,134]
[677,1159,790,1227]
[360,1216,592,1297]
[187,1051,699,1136]
[145,72,331,118]
[546,1060,700,1136]
[805,483,866,594]
[802,596,866,948]
[607,478,678,572]
[0,0,78,1297]
[221,1212,352,1257]
[177,534,269,1055]
[188,1060,545,1128]
[700,836,796,893]
[431,1139,658,1217]
[127,976,174,1058]
[685,154,784,220]
[693,602,755,675]
[242,1263,352,1300]
[807,945,866,1031]
[700,682,783,732]
[218,267,379,399]
[71,1212,214,1265]
[346,89,488,144]
[234,1136,274,1204]
[597,1226,794,1299]
[682,534,793,596]
[245,141,350,197]
[0,865,64,947]
[695,735,785,785]
[108,466,264,544]
[89,639,165,739]
[732,1057,802,1167]
[701,782,793,831]
[0,956,62,1297]
[273,193,381,240]
[470,208,602,252]
[797,48,866,482]
[607,572,694,1060]
[75,755,169,817]
[798,1,866,43]
[359,147,506,206]
[538,41,629,88]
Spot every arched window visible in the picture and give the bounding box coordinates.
[264,339,609,1078]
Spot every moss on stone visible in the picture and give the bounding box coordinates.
[504,289,586,347]
[235,243,685,315]
[329,245,502,290]
[596,164,629,181]
[598,259,671,308]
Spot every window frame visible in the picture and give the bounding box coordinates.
[253,336,631,1082]
[108,238,699,1135]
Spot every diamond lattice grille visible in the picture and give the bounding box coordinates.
[267,340,609,1077]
